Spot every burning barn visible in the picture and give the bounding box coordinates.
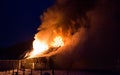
[21,0,97,68]
[0,0,120,73]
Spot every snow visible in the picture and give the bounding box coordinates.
[0,69,97,75]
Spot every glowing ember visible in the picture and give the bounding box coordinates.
[51,36,64,47]
[27,36,64,58]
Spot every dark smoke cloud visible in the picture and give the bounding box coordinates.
[35,0,120,70]
[38,0,97,37]
[36,0,97,68]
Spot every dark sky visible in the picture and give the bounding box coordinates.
[0,0,54,47]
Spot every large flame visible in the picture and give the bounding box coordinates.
[51,36,64,47]
[28,39,49,58]
[27,36,64,58]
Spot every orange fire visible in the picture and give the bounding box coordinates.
[27,36,64,58]
[51,36,64,47]
[28,39,48,58]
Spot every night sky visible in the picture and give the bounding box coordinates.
[0,0,54,47]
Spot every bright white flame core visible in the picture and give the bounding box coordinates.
[33,40,48,54]
[28,40,48,58]
[27,36,64,58]
[51,36,64,47]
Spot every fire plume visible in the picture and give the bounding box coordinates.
[27,36,64,58]
[28,39,48,58]
[25,0,96,59]
[51,36,64,47]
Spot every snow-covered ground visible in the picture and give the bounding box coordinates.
[0,69,97,75]
[0,69,119,75]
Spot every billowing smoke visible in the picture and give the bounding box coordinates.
[33,0,97,69]
[33,0,119,70]
[35,0,96,54]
